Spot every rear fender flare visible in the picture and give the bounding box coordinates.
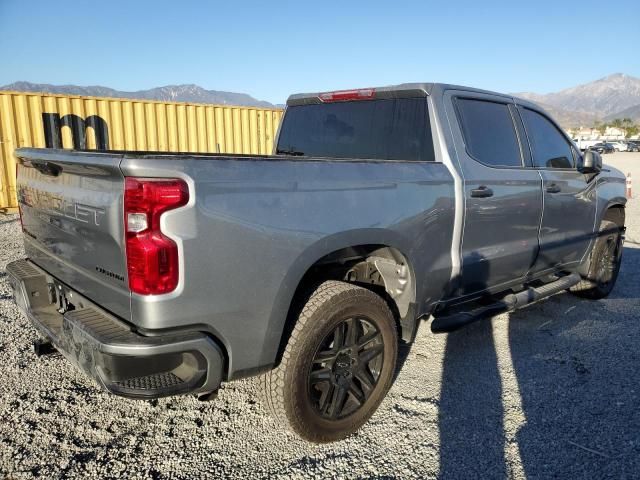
[261,228,416,367]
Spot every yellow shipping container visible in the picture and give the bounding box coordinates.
[0,90,284,210]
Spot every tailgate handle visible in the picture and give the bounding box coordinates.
[32,161,62,177]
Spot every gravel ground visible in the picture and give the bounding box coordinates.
[1,153,639,479]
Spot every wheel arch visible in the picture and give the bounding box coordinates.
[264,229,418,369]
[602,203,625,228]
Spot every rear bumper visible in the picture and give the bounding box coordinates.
[6,259,224,399]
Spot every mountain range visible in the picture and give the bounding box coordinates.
[512,73,640,126]
[0,81,276,108]
[3,73,640,127]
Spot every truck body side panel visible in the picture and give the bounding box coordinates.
[119,155,455,377]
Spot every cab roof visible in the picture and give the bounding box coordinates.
[286,82,535,108]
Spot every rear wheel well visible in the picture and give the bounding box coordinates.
[275,245,416,366]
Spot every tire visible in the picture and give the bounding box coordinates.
[571,220,623,299]
[261,280,398,443]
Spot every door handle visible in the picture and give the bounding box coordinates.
[546,183,561,194]
[470,186,494,198]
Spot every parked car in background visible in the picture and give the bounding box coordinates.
[590,142,616,154]
[572,139,600,151]
[625,141,639,152]
[609,141,628,152]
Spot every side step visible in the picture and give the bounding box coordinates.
[431,273,581,333]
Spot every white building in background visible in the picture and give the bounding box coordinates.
[568,126,630,142]
[602,127,626,140]
[571,127,600,140]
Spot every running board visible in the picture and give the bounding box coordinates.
[431,273,582,333]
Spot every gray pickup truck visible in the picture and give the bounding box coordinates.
[7,83,627,442]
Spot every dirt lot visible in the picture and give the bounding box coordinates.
[1,153,638,479]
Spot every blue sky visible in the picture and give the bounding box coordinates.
[1,0,638,104]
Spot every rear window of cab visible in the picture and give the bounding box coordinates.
[277,98,435,162]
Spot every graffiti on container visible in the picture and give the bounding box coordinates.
[42,113,110,150]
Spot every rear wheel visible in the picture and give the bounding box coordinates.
[262,280,398,443]
[571,220,623,299]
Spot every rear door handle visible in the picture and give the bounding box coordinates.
[470,186,494,198]
[546,183,561,194]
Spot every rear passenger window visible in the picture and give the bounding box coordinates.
[521,109,574,169]
[455,98,522,167]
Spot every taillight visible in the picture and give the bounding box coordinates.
[318,88,376,103]
[124,178,189,295]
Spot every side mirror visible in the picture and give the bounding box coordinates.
[581,149,602,173]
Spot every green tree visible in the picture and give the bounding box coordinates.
[607,117,640,138]
[593,121,607,136]
[610,118,624,129]
[621,118,635,138]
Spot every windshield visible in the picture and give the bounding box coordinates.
[276,97,435,162]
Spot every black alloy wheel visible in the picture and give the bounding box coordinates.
[308,316,384,420]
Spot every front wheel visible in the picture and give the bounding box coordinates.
[571,220,623,299]
[261,281,398,443]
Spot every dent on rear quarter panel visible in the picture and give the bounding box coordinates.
[120,155,455,376]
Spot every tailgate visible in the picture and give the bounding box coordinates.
[15,148,130,320]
